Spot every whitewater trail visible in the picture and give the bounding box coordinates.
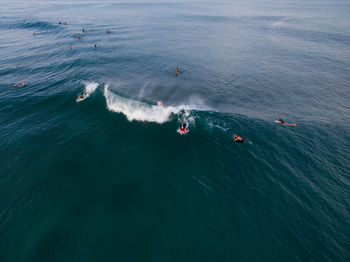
[76,82,99,102]
[84,82,99,94]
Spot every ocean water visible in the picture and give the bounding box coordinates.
[1,0,350,261]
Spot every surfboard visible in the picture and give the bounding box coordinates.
[76,94,88,103]
[177,128,188,135]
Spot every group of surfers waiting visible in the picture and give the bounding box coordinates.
[58,22,99,49]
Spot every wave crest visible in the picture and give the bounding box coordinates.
[104,85,188,123]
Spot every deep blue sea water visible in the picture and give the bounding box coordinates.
[1,0,350,261]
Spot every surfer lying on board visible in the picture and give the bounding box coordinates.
[78,92,88,100]
[233,134,244,143]
[179,123,187,133]
[13,81,26,87]
[278,118,296,126]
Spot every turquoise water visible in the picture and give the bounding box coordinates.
[1,0,350,261]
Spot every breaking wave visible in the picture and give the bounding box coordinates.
[104,85,191,124]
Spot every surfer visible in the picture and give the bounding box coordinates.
[69,44,72,49]
[13,81,26,87]
[77,91,88,101]
[278,118,296,126]
[74,35,82,40]
[64,21,67,25]
[106,30,111,34]
[233,134,244,143]
[176,67,180,75]
[157,100,163,106]
[94,44,97,48]
[179,123,187,133]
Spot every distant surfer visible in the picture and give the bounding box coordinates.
[94,44,97,48]
[64,21,67,25]
[176,67,180,75]
[277,118,296,126]
[82,28,87,33]
[157,100,163,106]
[106,30,111,34]
[233,134,244,143]
[13,81,26,87]
[59,21,62,25]
[69,44,72,49]
[74,35,82,40]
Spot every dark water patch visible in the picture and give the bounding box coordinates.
[0,20,63,32]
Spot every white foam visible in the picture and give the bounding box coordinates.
[76,81,99,103]
[84,81,99,94]
[104,85,190,123]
